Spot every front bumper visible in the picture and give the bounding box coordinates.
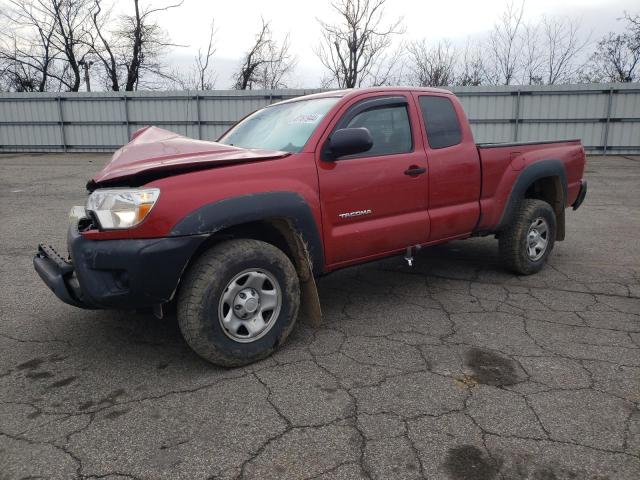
[34,225,207,309]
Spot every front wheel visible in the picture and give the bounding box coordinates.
[499,199,556,275]
[178,239,300,367]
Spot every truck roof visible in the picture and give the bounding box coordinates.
[274,86,454,106]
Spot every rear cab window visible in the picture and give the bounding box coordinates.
[418,95,462,149]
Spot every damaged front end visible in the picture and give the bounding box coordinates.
[34,243,89,309]
[33,127,294,312]
[34,209,207,311]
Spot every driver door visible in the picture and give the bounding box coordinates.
[316,94,430,267]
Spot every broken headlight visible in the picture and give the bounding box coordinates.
[86,188,160,230]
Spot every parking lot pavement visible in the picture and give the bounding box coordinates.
[0,153,638,479]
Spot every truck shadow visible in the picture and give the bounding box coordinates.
[45,238,510,371]
[318,237,508,290]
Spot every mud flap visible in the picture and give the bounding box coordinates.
[271,219,323,327]
[300,275,322,327]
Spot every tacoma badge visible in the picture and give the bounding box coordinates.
[338,209,372,219]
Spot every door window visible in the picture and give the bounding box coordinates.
[344,105,412,157]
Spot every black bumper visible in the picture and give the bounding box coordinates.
[572,179,587,210]
[34,225,207,309]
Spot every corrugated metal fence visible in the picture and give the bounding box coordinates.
[0,84,638,154]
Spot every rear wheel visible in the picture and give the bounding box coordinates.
[499,199,556,275]
[178,239,300,367]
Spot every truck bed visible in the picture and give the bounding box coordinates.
[474,139,586,232]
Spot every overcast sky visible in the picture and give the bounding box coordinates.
[147,0,638,88]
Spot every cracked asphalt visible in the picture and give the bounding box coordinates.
[1,153,639,480]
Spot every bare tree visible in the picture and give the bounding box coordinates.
[487,0,525,85]
[86,0,119,90]
[233,18,296,90]
[588,12,639,82]
[1,0,95,92]
[457,39,486,86]
[119,0,184,91]
[168,18,217,91]
[0,0,183,92]
[486,7,590,85]
[407,39,457,87]
[368,44,405,86]
[194,19,216,90]
[85,0,183,91]
[163,19,218,91]
[0,0,68,91]
[47,0,94,91]
[521,21,544,84]
[540,16,590,84]
[255,32,296,89]
[233,18,271,89]
[315,0,404,88]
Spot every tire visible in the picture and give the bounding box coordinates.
[177,239,300,367]
[499,199,556,275]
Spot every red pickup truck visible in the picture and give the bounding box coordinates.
[34,87,587,366]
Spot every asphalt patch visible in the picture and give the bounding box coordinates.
[444,445,498,480]
[464,348,519,386]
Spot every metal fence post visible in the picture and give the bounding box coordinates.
[185,94,190,136]
[123,95,130,141]
[603,88,613,156]
[196,94,202,140]
[513,89,521,142]
[57,96,67,152]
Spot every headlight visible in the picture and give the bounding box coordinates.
[86,188,160,229]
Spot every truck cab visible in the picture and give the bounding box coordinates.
[310,89,481,267]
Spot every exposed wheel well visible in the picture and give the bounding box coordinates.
[184,219,313,280]
[524,176,565,240]
[174,218,322,325]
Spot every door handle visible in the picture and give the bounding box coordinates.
[404,166,427,176]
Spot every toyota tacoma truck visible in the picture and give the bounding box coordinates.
[34,87,587,366]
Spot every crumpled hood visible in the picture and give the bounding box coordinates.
[90,126,290,186]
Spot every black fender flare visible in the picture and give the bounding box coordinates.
[170,191,324,274]
[497,159,567,231]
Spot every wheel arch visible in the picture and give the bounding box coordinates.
[171,192,323,325]
[171,192,323,270]
[497,160,567,240]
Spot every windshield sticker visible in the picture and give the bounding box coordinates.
[289,113,321,124]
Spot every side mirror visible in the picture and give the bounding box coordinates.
[328,127,373,159]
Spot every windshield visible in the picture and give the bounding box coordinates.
[218,97,340,153]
